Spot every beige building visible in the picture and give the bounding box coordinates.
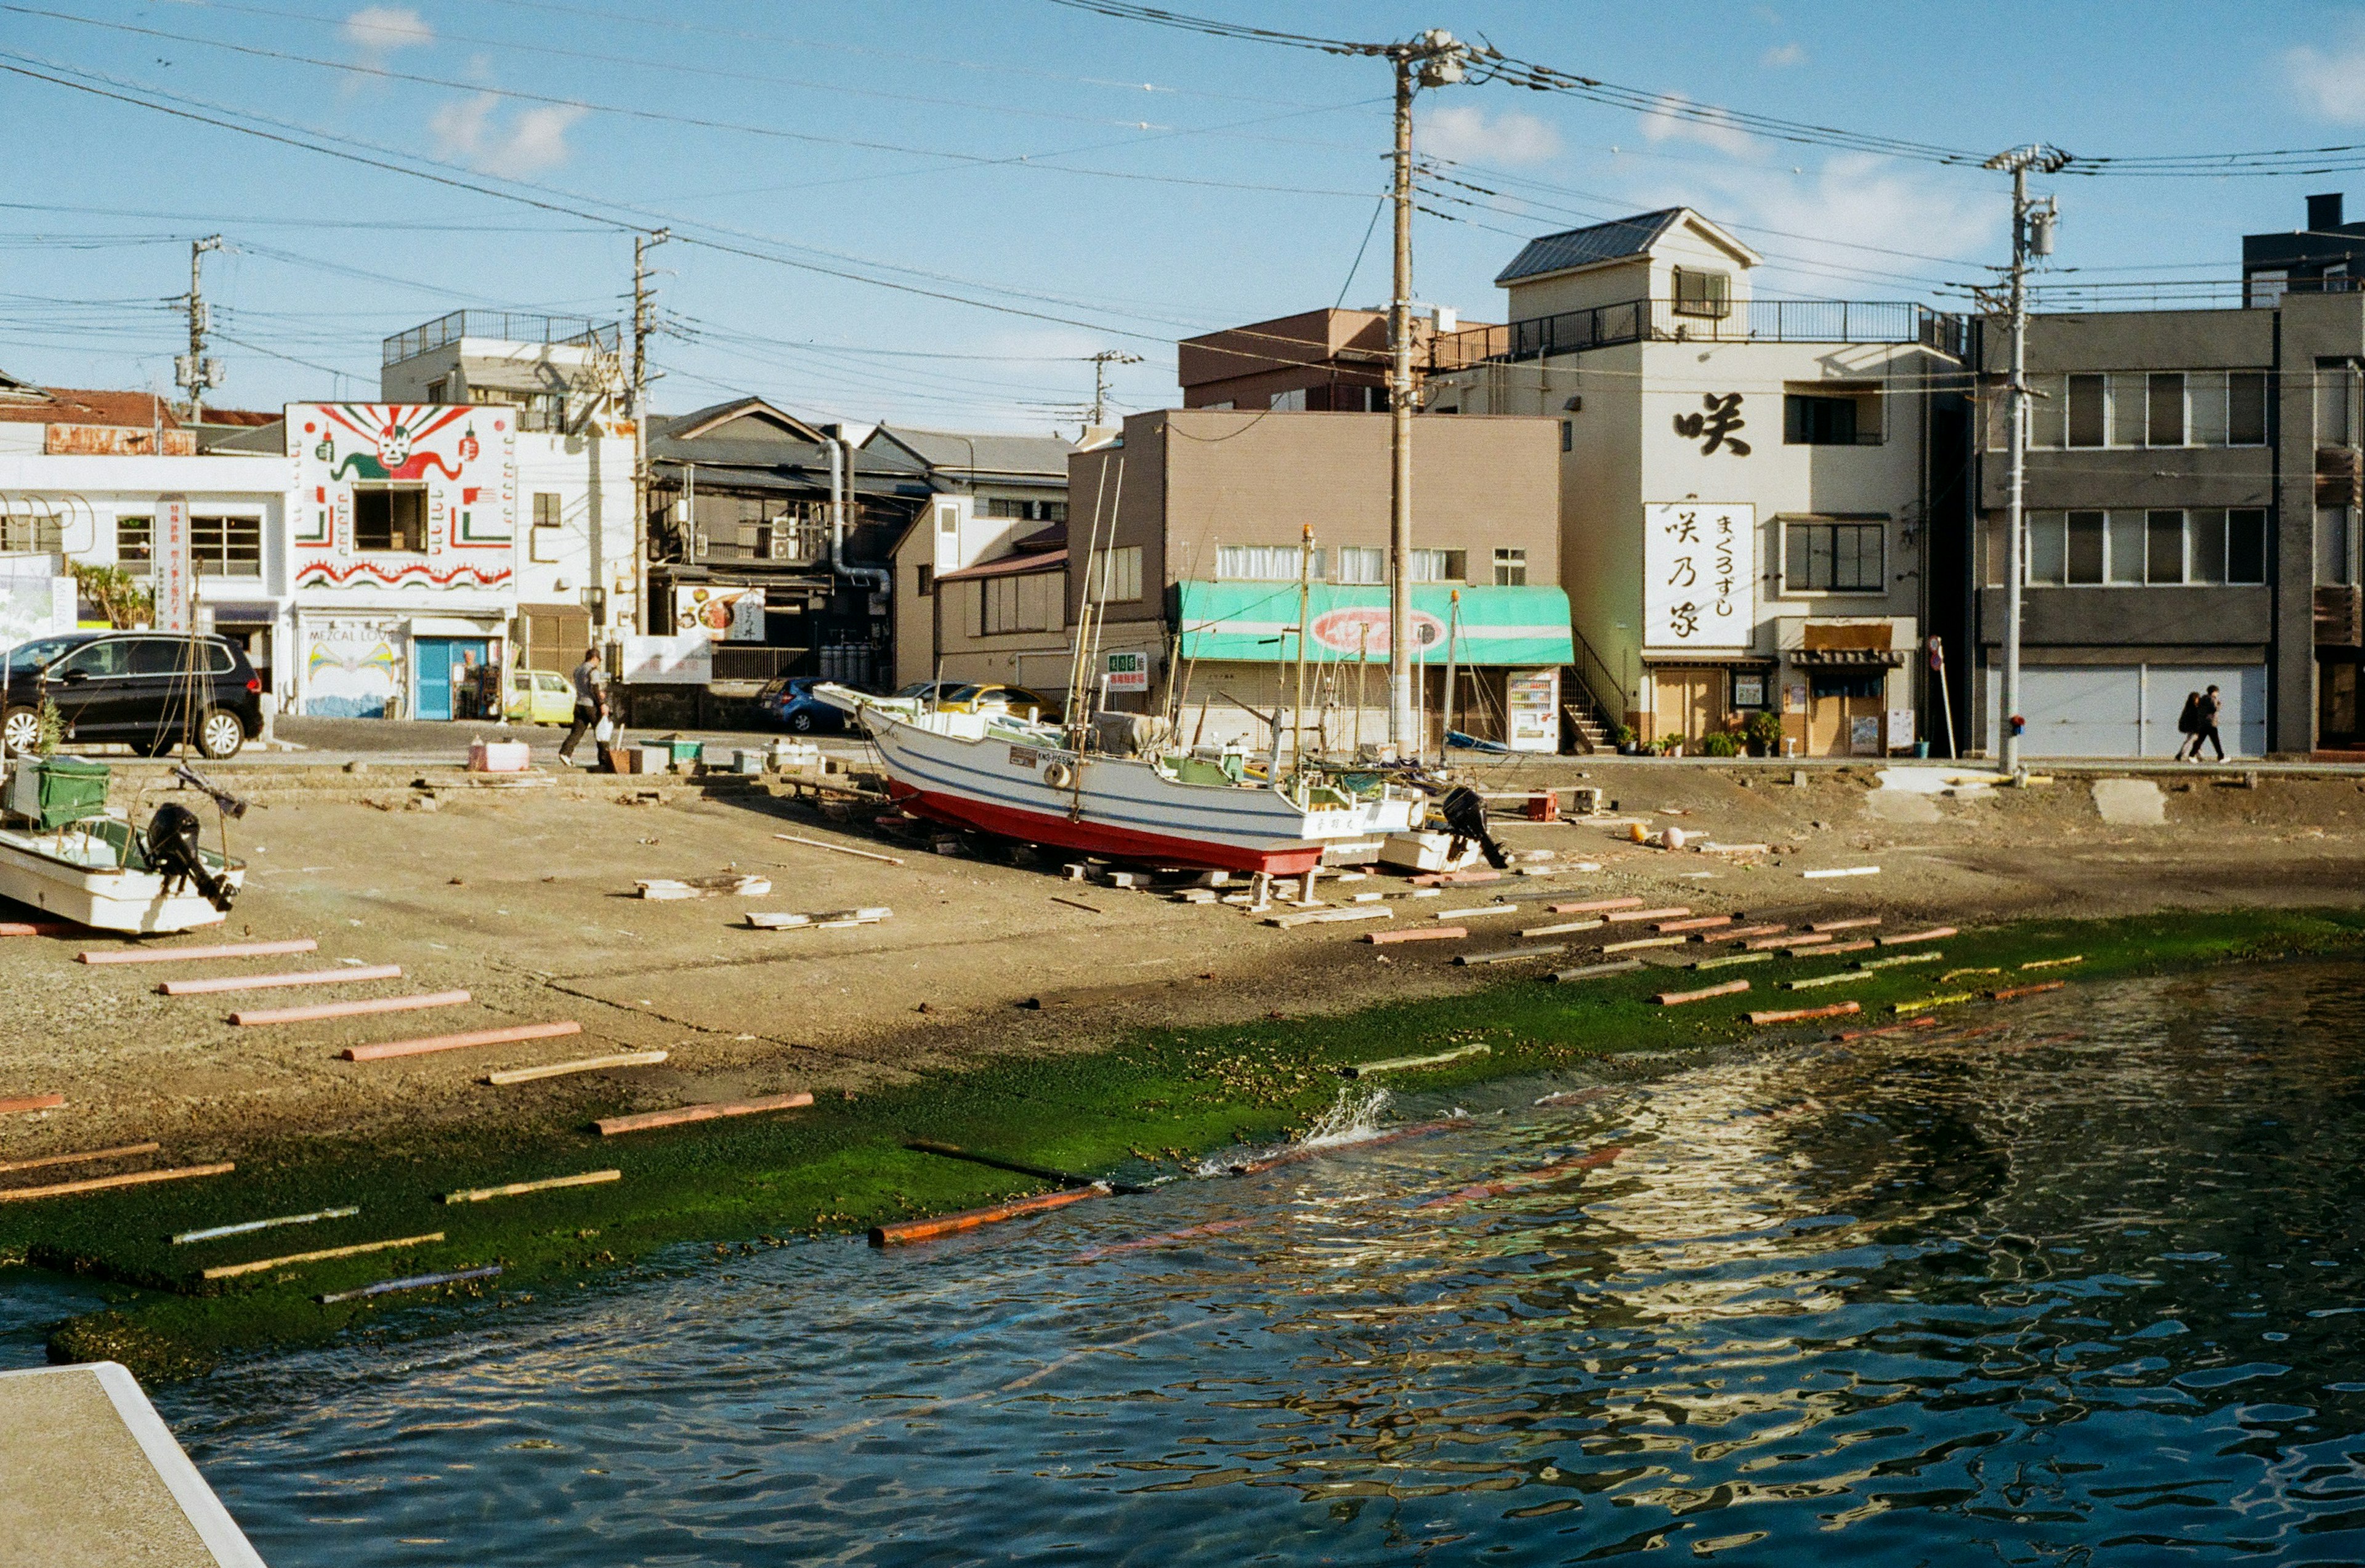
[1067,408,1570,754]
[1429,208,1969,755]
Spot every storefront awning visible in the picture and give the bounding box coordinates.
[1176,581,1574,666]
[1791,647,1906,668]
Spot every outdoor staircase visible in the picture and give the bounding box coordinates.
[1563,688,1611,754]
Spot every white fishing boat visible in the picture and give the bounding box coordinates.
[0,757,245,933]
[815,687,1420,875]
[0,815,246,933]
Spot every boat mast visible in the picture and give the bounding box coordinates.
[1293,523,1312,777]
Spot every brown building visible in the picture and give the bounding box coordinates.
[1176,307,1488,414]
[1067,408,1571,754]
[0,382,195,458]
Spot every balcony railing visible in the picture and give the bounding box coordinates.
[1447,297,1967,370]
[693,517,834,565]
[383,310,622,365]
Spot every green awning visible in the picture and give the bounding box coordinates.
[1176,581,1574,667]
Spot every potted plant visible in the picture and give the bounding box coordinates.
[1742,711,1782,757]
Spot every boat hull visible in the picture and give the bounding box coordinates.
[0,835,245,934]
[857,705,1408,876]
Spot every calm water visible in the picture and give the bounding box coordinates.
[121,961,2365,1562]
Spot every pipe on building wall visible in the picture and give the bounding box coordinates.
[826,431,890,592]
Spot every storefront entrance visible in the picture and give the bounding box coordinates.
[1808,670,1886,756]
[2322,653,2365,751]
[1651,668,1723,745]
[415,637,491,722]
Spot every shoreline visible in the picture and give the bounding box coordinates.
[20,903,2365,1382]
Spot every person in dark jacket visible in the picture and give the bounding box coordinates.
[2173,690,2201,762]
[2191,684,2226,761]
[559,647,605,766]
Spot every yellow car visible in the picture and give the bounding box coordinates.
[505,668,578,726]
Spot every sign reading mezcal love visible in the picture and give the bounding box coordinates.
[1642,503,1754,652]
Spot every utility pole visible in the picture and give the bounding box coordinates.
[1085,349,1141,432]
[175,235,224,426]
[1980,145,2066,775]
[629,227,670,638]
[1385,30,1470,759]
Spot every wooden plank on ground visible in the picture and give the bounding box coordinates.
[1653,979,1750,1006]
[161,965,402,996]
[483,1050,668,1086]
[0,1162,233,1203]
[595,1092,814,1136]
[443,1170,619,1205]
[0,1094,64,1117]
[232,990,471,1027]
[1366,926,1465,945]
[0,1141,159,1175]
[344,1020,581,1063]
[80,939,319,965]
[201,1231,443,1280]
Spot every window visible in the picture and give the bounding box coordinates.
[529,491,563,564]
[2106,511,2146,583]
[55,639,129,678]
[1782,520,1885,593]
[2148,372,2187,447]
[1217,544,1324,580]
[2322,366,2357,449]
[1672,267,1731,318]
[2228,508,2268,584]
[2146,511,2186,584]
[1268,387,1307,411]
[979,572,1061,635]
[2229,372,2270,445]
[2067,374,2107,447]
[2249,269,2289,309]
[2320,507,2353,586]
[115,515,152,567]
[1492,548,1527,586]
[129,638,180,676]
[2189,511,2227,584]
[984,498,1067,523]
[354,486,427,554]
[1205,399,1235,411]
[2066,510,2106,583]
[520,391,567,433]
[914,564,933,599]
[427,376,451,403]
[1089,544,1142,602]
[1409,548,1466,583]
[191,514,261,576]
[1784,395,1858,445]
[1333,546,1385,585]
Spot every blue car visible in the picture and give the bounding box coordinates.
[756,676,847,735]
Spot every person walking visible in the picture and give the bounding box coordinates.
[2173,690,2202,762]
[2191,684,2226,762]
[559,646,605,767]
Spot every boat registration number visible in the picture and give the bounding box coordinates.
[1008,746,1049,769]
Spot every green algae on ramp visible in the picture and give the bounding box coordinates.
[24,906,2365,1382]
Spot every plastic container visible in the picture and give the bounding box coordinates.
[637,744,670,775]
[666,738,701,767]
[35,756,109,828]
[467,739,532,774]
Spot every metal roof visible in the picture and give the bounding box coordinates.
[866,424,1074,481]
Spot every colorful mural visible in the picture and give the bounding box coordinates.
[301,615,406,718]
[287,404,516,591]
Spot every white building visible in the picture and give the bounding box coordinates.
[1428,208,1970,755]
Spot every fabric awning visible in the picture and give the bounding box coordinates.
[1791,647,1906,668]
[1176,581,1574,666]
[1644,652,1777,668]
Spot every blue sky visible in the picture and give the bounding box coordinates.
[7,1,2365,431]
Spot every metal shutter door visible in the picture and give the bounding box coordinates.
[1985,666,2143,757]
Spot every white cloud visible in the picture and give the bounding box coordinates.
[2287,37,2365,124]
[1420,103,1563,167]
[427,93,586,177]
[1639,93,1756,156]
[342,6,432,55]
[1762,42,1806,68]
[1646,152,2000,296]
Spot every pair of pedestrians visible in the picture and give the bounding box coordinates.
[2174,685,2225,762]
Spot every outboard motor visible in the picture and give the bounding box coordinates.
[146,802,235,911]
[1438,785,1510,870]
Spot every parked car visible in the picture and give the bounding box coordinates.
[2,631,264,759]
[504,667,578,727]
[756,676,847,735]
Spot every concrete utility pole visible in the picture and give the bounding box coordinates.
[1981,145,2066,775]
[1085,349,1141,431]
[175,236,224,426]
[629,227,670,637]
[1385,30,1469,758]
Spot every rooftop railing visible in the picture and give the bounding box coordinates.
[382,310,622,365]
[1441,297,1968,370]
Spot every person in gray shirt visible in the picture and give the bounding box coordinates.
[560,647,605,766]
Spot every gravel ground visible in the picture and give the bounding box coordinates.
[2,758,2363,1170]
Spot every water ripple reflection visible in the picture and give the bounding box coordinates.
[163,961,2365,1565]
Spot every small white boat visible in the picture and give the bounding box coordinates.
[0,815,246,933]
[817,687,1420,875]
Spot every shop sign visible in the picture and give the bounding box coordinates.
[1306,605,1445,658]
[674,584,767,642]
[156,495,191,634]
[1104,650,1150,692]
[1732,672,1766,708]
[1643,503,1753,652]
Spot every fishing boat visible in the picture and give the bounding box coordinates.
[0,758,245,933]
[814,687,1420,875]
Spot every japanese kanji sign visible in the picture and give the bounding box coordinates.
[1673,392,1750,456]
[1642,503,1754,652]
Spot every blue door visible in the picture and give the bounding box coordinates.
[416,639,454,722]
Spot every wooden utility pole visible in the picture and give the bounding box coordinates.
[629,228,669,636]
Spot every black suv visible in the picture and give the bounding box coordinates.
[2,631,264,759]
